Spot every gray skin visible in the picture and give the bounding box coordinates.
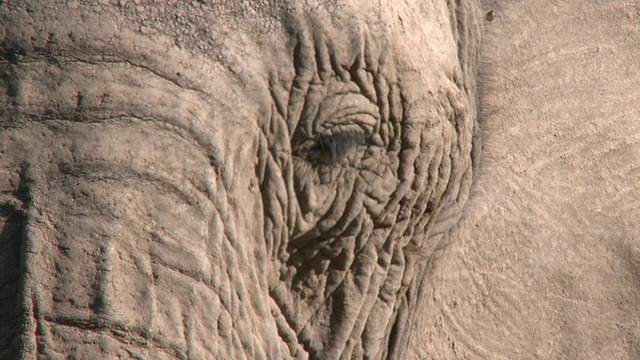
[0,1,481,359]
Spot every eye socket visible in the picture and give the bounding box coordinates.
[307,131,366,165]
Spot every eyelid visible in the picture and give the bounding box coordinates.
[314,93,379,133]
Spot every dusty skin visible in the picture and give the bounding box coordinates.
[407,0,640,359]
[0,0,638,359]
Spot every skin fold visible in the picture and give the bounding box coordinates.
[0,1,481,359]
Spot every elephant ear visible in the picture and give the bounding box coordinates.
[386,1,484,358]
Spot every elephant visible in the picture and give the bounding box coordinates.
[3,0,637,359]
[0,0,482,359]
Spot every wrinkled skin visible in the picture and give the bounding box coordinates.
[0,1,481,359]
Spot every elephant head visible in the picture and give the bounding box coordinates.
[0,1,481,358]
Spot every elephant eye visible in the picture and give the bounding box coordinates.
[308,131,366,164]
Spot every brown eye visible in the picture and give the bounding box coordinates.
[308,131,366,164]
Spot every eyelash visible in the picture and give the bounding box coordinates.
[307,131,366,165]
